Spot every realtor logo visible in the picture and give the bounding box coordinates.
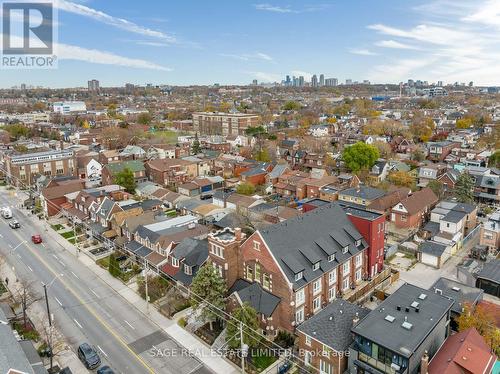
[1,1,57,68]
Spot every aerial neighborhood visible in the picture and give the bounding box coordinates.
[0,79,498,374]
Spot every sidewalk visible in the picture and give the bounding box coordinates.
[0,262,88,374]
[23,205,239,374]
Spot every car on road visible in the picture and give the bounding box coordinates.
[77,343,101,370]
[31,234,42,244]
[1,207,12,219]
[97,366,115,374]
[9,220,20,229]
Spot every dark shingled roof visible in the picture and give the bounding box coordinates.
[476,259,500,284]
[229,279,281,317]
[352,283,453,357]
[258,202,367,289]
[297,299,369,352]
[340,186,385,201]
[429,277,483,314]
[419,241,448,257]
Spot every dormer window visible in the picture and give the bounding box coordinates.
[294,271,303,281]
[355,239,362,247]
[184,264,192,275]
[172,257,179,267]
[343,246,349,254]
[328,254,335,262]
[312,262,320,271]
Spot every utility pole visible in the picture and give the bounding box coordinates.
[144,259,149,315]
[43,284,51,327]
[240,322,246,374]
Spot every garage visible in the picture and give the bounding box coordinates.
[419,241,449,269]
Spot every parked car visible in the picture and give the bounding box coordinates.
[31,234,42,244]
[97,366,114,374]
[77,343,101,370]
[9,220,20,229]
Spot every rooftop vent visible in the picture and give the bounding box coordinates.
[435,289,442,295]
[411,301,419,308]
[402,321,413,330]
[452,286,461,292]
[419,293,427,300]
[405,307,410,313]
[385,315,395,323]
[396,305,401,311]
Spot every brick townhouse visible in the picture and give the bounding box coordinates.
[207,202,369,332]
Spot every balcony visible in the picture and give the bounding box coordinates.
[342,267,394,303]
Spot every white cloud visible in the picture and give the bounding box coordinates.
[375,40,419,50]
[291,70,313,80]
[254,4,296,13]
[462,0,500,28]
[250,71,281,82]
[349,48,377,56]
[57,0,177,43]
[220,52,274,62]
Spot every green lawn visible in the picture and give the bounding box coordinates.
[96,256,110,269]
[251,352,276,371]
[68,238,76,244]
[0,281,7,295]
[153,130,183,144]
[51,224,64,231]
[60,231,75,239]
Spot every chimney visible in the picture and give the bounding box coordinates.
[235,227,242,241]
[352,312,360,326]
[421,351,429,374]
[60,140,64,150]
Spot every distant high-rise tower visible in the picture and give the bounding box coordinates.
[285,75,291,86]
[88,79,99,92]
[20,83,26,90]
[437,81,443,87]
[298,76,305,87]
[346,79,352,85]
[311,74,318,87]
[252,79,258,85]
[319,74,325,87]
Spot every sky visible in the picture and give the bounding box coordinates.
[2,0,500,88]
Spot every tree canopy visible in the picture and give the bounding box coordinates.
[342,142,379,172]
[114,167,136,194]
[226,302,261,349]
[489,150,500,168]
[454,172,474,203]
[282,101,301,111]
[236,182,256,196]
[457,303,500,356]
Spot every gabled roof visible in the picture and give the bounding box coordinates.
[398,188,438,215]
[297,300,369,352]
[419,240,448,257]
[476,259,500,284]
[229,279,281,317]
[258,202,367,289]
[428,328,496,374]
[340,186,385,201]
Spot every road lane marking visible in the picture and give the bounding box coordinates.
[54,297,62,306]
[41,243,46,248]
[16,254,21,259]
[73,319,83,329]
[70,271,79,279]
[97,345,108,357]
[10,226,155,373]
[27,265,33,272]
[52,254,58,260]
[90,289,99,298]
[124,320,135,330]
[58,260,65,267]
[8,244,11,248]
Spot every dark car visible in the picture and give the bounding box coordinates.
[9,220,20,229]
[97,366,114,374]
[77,343,101,370]
[31,234,42,244]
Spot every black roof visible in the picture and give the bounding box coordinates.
[352,283,453,357]
[476,259,500,284]
[297,300,369,352]
[229,279,281,317]
[429,277,483,314]
[419,241,447,257]
[340,186,385,201]
[258,202,366,289]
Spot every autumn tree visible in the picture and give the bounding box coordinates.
[114,167,136,194]
[388,171,415,189]
[456,117,473,129]
[373,141,393,159]
[282,101,301,111]
[236,182,256,196]
[137,112,152,125]
[457,303,500,356]
[190,264,227,330]
[410,117,435,142]
[454,173,474,203]
[427,180,444,199]
[342,142,379,172]
[226,303,261,349]
[489,150,500,168]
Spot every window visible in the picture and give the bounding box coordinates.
[401,215,407,222]
[312,262,320,271]
[342,246,349,254]
[322,344,330,358]
[172,257,179,267]
[184,264,192,275]
[246,265,253,281]
[328,270,336,285]
[254,263,261,282]
[313,279,322,295]
[355,268,362,282]
[342,261,350,275]
[355,254,362,268]
[295,307,304,324]
[313,296,321,312]
[210,244,224,259]
[328,286,336,301]
[319,359,332,374]
[328,254,335,262]
[295,271,303,281]
[304,351,312,366]
[342,277,350,291]
[305,335,311,346]
[295,288,305,306]
[355,239,362,247]
[253,241,260,251]
[263,274,270,290]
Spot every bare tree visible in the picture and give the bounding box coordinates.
[14,280,40,329]
[40,320,67,371]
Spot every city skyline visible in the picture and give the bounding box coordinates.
[1,0,500,87]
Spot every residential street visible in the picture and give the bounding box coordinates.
[0,189,213,374]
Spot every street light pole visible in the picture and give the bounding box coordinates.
[240,322,245,374]
[43,284,51,327]
[144,259,149,315]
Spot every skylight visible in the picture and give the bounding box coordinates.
[385,315,395,323]
[418,293,427,300]
[402,321,413,330]
[452,286,461,292]
[410,301,419,308]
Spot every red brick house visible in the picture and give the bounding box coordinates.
[208,203,369,333]
[40,179,85,217]
[391,187,438,229]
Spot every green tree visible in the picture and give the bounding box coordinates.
[4,123,30,140]
[488,150,500,168]
[456,118,473,129]
[342,142,379,172]
[137,112,152,125]
[254,149,271,162]
[411,147,426,162]
[190,264,227,330]
[427,180,444,199]
[236,182,256,196]
[191,133,201,155]
[114,167,137,194]
[454,172,474,203]
[226,303,261,349]
[107,104,117,118]
[282,101,301,111]
[137,276,170,303]
[108,252,121,277]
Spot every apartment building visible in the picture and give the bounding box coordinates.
[192,112,260,136]
[4,149,77,186]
